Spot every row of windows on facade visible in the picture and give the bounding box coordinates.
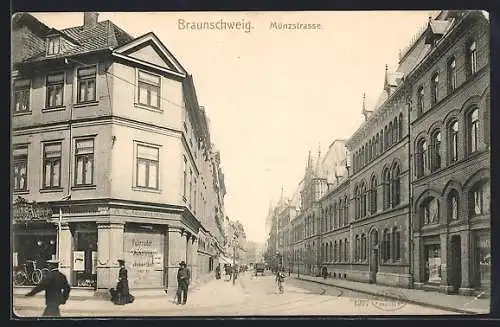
[415,107,481,178]
[13,67,162,113]
[415,40,478,116]
[13,140,160,192]
[419,181,489,226]
[353,113,403,174]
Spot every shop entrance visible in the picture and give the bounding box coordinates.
[369,229,378,284]
[450,235,461,292]
[424,244,441,284]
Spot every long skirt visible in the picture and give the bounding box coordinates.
[110,279,135,305]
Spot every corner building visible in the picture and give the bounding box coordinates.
[11,13,227,295]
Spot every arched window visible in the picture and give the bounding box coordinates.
[384,125,388,149]
[344,238,349,262]
[339,239,343,262]
[329,242,333,261]
[355,235,360,262]
[431,131,441,171]
[361,182,367,217]
[338,199,343,226]
[382,229,391,261]
[393,117,398,143]
[361,234,367,261]
[417,139,428,177]
[334,241,338,262]
[417,86,425,114]
[383,168,391,209]
[365,144,369,166]
[344,195,349,224]
[393,227,401,261]
[370,176,378,214]
[372,136,376,158]
[447,57,457,93]
[469,180,490,217]
[391,164,400,207]
[468,108,479,154]
[467,40,477,77]
[333,202,337,228]
[398,113,403,140]
[421,198,439,225]
[449,121,459,163]
[376,133,380,156]
[388,122,393,147]
[380,129,384,153]
[354,186,359,219]
[368,140,372,161]
[431,72,439,105]
[448,190,459,220]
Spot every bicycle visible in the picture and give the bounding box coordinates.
[14,260,50,286]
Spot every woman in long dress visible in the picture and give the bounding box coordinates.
[110,259,134,305]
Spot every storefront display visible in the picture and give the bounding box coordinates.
[425,244,441,283]
[124,230,165,288]
[73,231,97,288]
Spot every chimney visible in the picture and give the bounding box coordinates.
[83,12,99,28]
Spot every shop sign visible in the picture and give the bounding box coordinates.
[73,251,85,271]
[12,196,53,223]
[124,232,164,288]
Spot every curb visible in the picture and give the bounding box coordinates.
[296,277,485,315]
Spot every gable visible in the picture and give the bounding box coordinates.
[124,42,176,71]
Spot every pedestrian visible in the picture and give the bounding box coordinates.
[24,259,71,317]
[215,264,221,280]
[322,266,328,280]
[176,261,190,305]
[110,259,134,305]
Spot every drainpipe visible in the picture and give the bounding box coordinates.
[407,98,414,288]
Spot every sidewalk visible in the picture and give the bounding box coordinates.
[295,275,490,314]
[13,275,247,316]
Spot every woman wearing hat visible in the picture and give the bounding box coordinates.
[110,259,134,305]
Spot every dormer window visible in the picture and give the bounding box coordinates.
[47,37,61,55]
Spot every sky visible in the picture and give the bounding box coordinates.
[31,11,433,244]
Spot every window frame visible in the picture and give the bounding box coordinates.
[13,145,29,191]
[467,40,478,77]
[137,69,161,109]
[74,138,95,187]
[13,79,31,113]
[42,142,62,189]
[431,130,442,172]
[447,57,457,93]
[391,164,400,207]
[431,72,439,105]
[76,66,97,104]
[46,37,61,56]
[383,168,391,209]
[449,120,459,163]
[417,86,425,115]
[467,108,480,155]
[135,143,160,190]
[45,72,65,109]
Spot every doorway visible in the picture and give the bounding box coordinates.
[369,229,379,284]
[450,235,462,292]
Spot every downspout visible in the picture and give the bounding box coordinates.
[407,98,414,288]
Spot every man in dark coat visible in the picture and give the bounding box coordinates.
[176,261,190,305]
[25,259,71,317]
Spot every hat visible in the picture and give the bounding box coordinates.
[47,259,59,264]
[179,261,186,266]
[117,259,125,264]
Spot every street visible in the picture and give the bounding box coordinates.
[13,271,456,317]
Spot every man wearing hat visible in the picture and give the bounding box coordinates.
[176,261,191,305]
[25,259,71,317]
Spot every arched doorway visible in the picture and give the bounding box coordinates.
[369,229,379,284]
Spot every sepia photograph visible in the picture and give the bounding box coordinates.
[10,10,491,317]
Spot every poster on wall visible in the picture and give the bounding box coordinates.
[92,251,97,274]
[73,251,85,271]
[13,252,18,267]
[428,257,441,283]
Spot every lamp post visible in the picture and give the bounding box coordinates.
[297,253,300,278]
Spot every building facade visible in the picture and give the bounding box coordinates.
[11,12,227,295]
[265,10,490,295]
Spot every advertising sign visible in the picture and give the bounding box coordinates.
[73,251,85,271]
[124,232,164,288]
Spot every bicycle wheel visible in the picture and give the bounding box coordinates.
[14,272,27,286]
[31,270,43,285]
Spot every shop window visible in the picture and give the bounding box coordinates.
[424,244,441,283]
[475,235,490,288]
[73,231,97,288]
[14,234,57,285]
